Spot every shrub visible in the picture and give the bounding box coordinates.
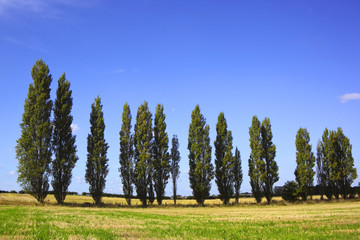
[282,181,298,202]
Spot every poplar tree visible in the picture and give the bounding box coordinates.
[119,103,134,205]
[170,135,181,205]
[16,60,53,203]
[52,73,78,204]
[329,128,357,199]
[318,128,333,200]
[233,147,243,204]
[316,141,325,200]
[153,104,170,205]
[188,105,214,205]
[260,117,279,204]
[85,96,109,205]
[294,128,315,201]
[134,101,153,207]
[248,116,263,203]
[214,112,234,205]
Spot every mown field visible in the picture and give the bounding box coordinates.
[0,193,359,239]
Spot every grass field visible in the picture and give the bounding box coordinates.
[0,194,359,239]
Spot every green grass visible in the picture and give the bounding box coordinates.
[0,199,360,239]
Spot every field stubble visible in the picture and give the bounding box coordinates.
[0,193,359,239]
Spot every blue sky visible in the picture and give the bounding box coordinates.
[0,0,359,196]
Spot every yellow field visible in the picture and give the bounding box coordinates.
[0,193,324,206]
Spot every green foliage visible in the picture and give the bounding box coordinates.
[317,128,357,200]
[317,128,334,199]
[233,147,243,204]
[16,59,53,203]
[248,116,263,203]
[119,103,134,205]
[260,117,279,204]
[170,135,181,204]
[153,104,170,205]
[134,101,153,207]
[329,128,357,199]
[214,112,234,205]
[85,96,109,205]
[188,105,214,205]
[316,141,325,200]
[282,181,298,202]
[294,128,315,201]
[52,73,78,204]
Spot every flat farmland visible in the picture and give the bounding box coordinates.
[0,194,359,239]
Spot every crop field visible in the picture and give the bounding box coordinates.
[0,194,359,239]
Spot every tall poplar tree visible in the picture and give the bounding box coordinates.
[233,147,243,204]
[248,116,263,203]
[188,105,214,205]
[153,104,170,205]
[318,128,333,200]
[294,128,315,201]
[329,128,357,199]
[260,117,278,204]
[52,73,78,204]
[214,112,234,205]
[170,135,181,204]
[16,60,53,203]
[85,96,109,205]
[119,103,134,205]
[134,101,153,207]
[316,141,325,200]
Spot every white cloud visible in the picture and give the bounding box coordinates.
[8,171,15,176]
[71,123,79,134]
[339,93,360,104]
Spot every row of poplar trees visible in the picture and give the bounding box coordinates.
[16,60,357,205]
[294,127,357,201]
[248,117,357,204]
[120,104,244,207]
[16,60,244,206]
[119,101,182,207]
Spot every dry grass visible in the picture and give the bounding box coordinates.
[0,193,289,206]
[1,197,360,239]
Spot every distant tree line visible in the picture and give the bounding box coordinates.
[15,60,358,205]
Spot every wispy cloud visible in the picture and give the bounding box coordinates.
[114,69,126,74]
[339,93,360,104]
[1,36,47,53]
[0,0,95,18]
[8,171,16,176]
[71,123,79,134]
